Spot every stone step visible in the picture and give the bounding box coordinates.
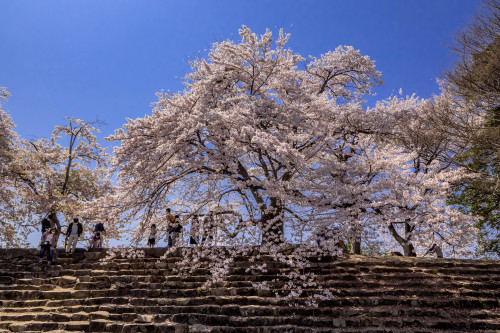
[332,287,498,298]
[4,255,439,266]
[103,256,500,269]
[168,312,500,330]
[0,271,37,279]
[41,268,500,291]
[1,305,98,314]
[52,258,500,272]
[0,321,89,332]
[3,250,500,267]
[80,275,499,292]
[321,295,500,309]
[354,273,500,283]
[90,320,183,332]
[45,273,499,294]
[0,284,55,291]
[2,285,496,302]
[0,310,497,333]
[42,260,500,275]
[0,311,89,322]
[6,310,482,331]
[40,262,500,274]
[181,321,499,333]
[3,293,498,311]
[176,325,338,333]
[337,256,500,268]
[4,304,498,321]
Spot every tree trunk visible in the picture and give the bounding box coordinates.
[388,222,416,257]
[403,242,417,257]
[351,241,361,254]
[349,223,362,254]
[403,222,417,256]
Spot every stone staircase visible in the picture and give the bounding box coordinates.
[0,247,498,333]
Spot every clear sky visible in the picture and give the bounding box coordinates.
[0,0,480,143]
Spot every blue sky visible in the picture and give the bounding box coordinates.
[1,0,479,143]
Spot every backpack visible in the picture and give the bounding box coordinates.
[94,223,105,232]
[41,218,51,233]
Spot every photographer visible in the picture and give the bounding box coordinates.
[39,227,60,265]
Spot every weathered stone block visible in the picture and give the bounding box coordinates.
[90,310,110,320]
[89,319,108,331]
[135,314,154,323]
[59,275,78,286]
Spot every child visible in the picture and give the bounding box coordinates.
[39,227,59,265]
[148,224,157,248]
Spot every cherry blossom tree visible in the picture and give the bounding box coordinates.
[3,117,114,244]
[87,26,479,303]
[98,27,477,257]
[374,91,480,257]
[100,26,381,245]
[0,87,21,247]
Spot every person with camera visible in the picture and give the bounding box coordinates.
[167,215,182,247]
[39,227,60,265]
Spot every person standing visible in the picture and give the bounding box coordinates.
[166,208,175,246]
[65,218,83,254]
[165,208,174,226]
[423,244,444,258]
[168,215,182,247]
[189,216,200,246]
[39,228,60,265]
[201,212,216,245]
[148,224,157,248]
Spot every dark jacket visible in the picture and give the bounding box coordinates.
[41,218,51,233]
[66,222,83,237]
[167,218,183,233]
